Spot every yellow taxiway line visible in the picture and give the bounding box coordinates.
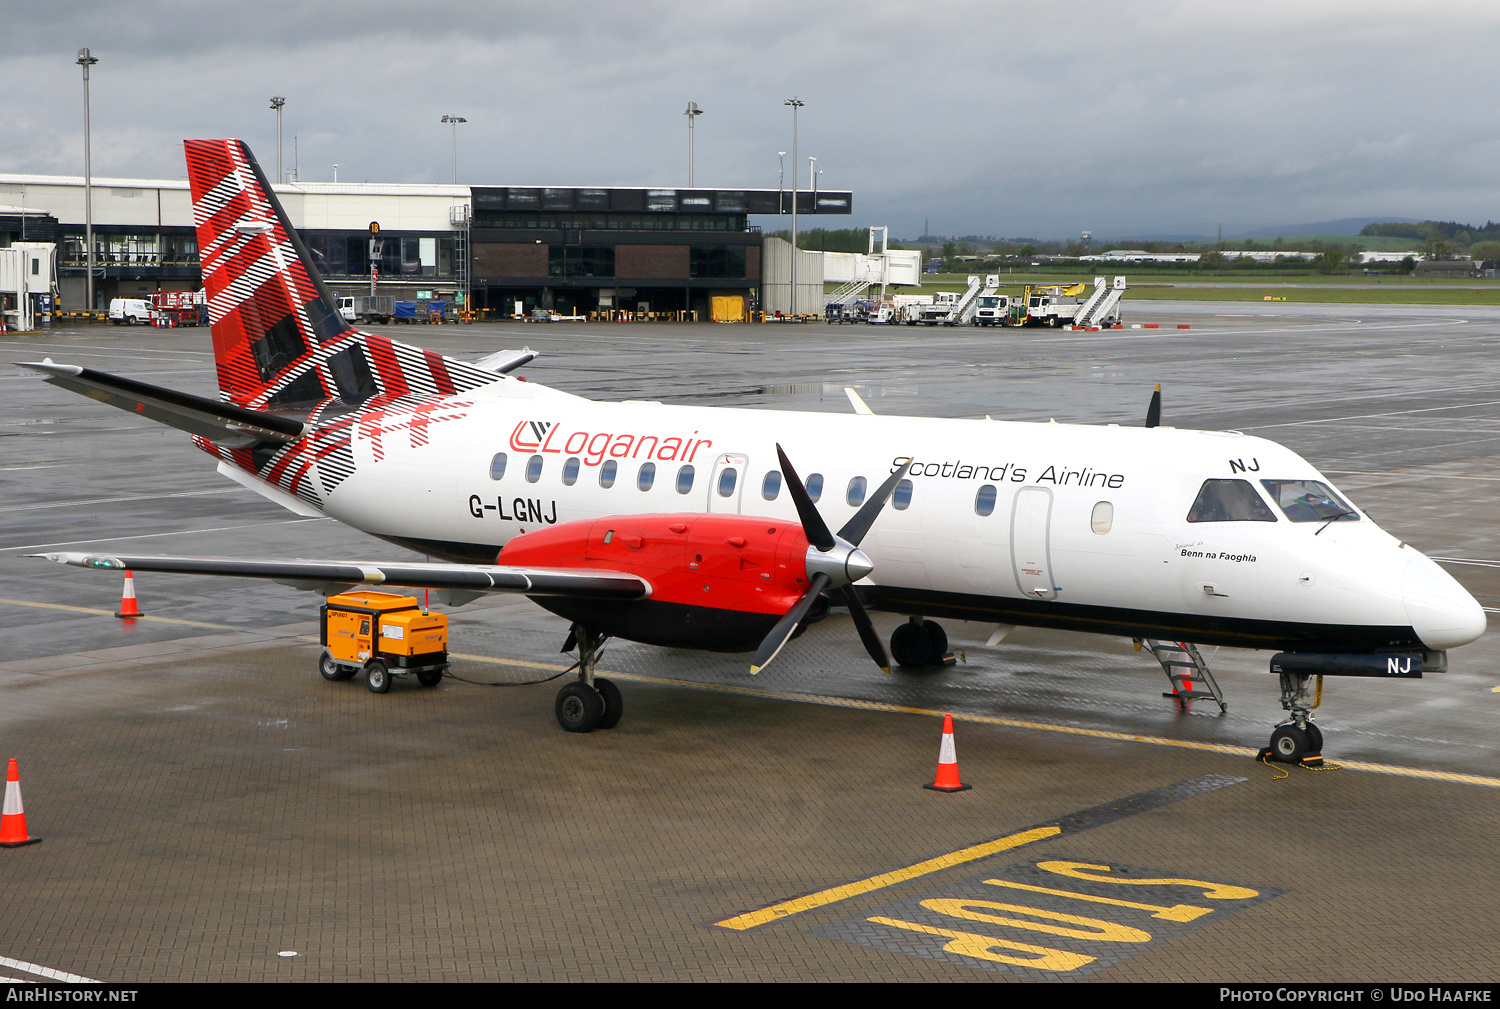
[712,826,1062,931]
[0,596,236,630]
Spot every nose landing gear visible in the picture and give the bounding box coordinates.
[1259,672,1325,766]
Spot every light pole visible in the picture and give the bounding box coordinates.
[77,48,98,312]
[683,102,703,187]
[809,156,817,199]
[332,164,338,183]
[440,115,467,185]
[777,152,786,214]
[269,96,286,184]
[784,98,803,315]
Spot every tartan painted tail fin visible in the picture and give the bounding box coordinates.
[184,138,351,409]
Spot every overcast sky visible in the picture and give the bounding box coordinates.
[3,1,1498,240]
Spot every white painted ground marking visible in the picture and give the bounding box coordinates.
[0,955,99,983]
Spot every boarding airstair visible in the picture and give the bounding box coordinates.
[1141,639,1226,712]
[944,275,984,325]
[1076,275,1126,328]
[823,277,872,309]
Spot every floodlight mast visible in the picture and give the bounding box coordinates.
[270,96,286,184]
[77,48,99,313]
[684,102,703,187]
[441,115,467,185]
[784,98,804,316]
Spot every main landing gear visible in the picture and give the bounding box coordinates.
[890,616,956,669]
[554,623,623,733]
[1259,673,1325,766]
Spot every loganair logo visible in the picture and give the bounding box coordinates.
[509,420,714,466]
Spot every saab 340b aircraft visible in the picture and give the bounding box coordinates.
[24,139,1486,764]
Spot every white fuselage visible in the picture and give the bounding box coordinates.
[310,379,1484,654]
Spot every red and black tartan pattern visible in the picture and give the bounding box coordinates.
[184,139,504,507]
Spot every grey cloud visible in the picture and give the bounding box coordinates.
[3,0,1499,238]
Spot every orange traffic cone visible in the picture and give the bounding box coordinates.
[115,570,144,619]
[923,713,972,792]
[1,759,41,847]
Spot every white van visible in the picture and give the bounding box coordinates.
[337,296,357,323]
[108,298,153,325]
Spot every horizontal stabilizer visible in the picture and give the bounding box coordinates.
[472,347,539,374]
[31,551,651,600]
[21,360,304,448]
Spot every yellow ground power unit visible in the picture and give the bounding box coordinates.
[318,590,449,694]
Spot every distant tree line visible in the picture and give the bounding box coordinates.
[1361,220,1500,260]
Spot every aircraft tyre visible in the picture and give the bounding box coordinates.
[365,659,392,694]
[556,681,604,733]
[595,677,623,729]
[925,620,948,658]
[1268,723,1308,763]
[1304,722,1323,754]
[318,649,351,682]
[416,666,445,687]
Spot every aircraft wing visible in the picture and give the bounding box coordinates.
[30,552,650,600]
[20,360,305,448]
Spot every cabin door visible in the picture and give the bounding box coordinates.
[1011,486,1056,600]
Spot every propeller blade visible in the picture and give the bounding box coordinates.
[750,572,830,674]
[840,585,890,673]
[837,458,913,546]
[776,444,835,551]
[1145,384,1161,428]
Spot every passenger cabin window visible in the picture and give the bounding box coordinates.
[1187,479,1277,523]
[717,467,738,498]
[599,460,618,488]
[1091,501,1114,534]
[1261,480,1358,523]
[676,464,695,494]
[638,462,656,491]
[562,457,580,486]
[975,484,997,517]
[525,454,543,483]
[806,473,824,503]
[892,478,913,510]
[762,471,782,501]
[846,476,867,506]
[489,452,507,480]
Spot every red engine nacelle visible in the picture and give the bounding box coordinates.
[496,514,815,651]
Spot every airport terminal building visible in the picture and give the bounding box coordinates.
[0,173,852,319]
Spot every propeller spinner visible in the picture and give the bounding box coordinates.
[749,446,912,675]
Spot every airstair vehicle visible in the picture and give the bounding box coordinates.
[1071,275,1128,328]
[823,277,873,310]
[939,274,984,326]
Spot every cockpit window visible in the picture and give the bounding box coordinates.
[1260,480,1358,523]
[1186,479,1277,523]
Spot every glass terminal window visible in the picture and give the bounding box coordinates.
[1186,479,1277,523]
[1260,480,1358,523]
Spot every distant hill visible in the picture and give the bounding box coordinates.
[1232,217,1420,239]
